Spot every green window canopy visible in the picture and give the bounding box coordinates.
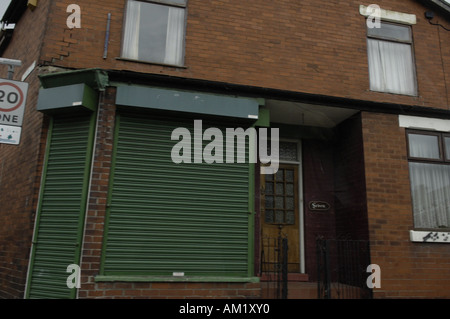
[37,83,98,114]
[35,80,269,126]
[115,85,261,121]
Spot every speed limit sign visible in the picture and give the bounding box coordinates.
[0,79,28,127]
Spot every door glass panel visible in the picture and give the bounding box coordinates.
[265,210,273,223]
[286,197,294,209]
[265,182,274,193]
[286,184,294,196]
[286,211,295,224]
[279,142,298,162]
[275,211,284,223]
[267,142,298,162]
[276,183,284,194]
[276,169,284,181]
[264,165,297,225]
[265,196,273,208]
[275,197,284,209]
[286,169,294,182]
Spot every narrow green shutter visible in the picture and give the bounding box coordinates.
[102,114,252,277]
[26,113,95,299]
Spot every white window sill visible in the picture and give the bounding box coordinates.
[399,115,450,132]
[116,57,187,69]
[359,5,417,25]
[410,230,450,243]
[369,89,418,97]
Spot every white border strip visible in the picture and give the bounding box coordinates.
[410,230,450,243]
[399,115,450,132]
[359,5,417,25]
[21,61,36,82]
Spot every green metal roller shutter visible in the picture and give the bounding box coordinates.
[102,114,253,277]
[26,113,95,299]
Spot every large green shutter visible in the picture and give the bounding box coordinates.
[26,113,95,299]
[102,114,253,277]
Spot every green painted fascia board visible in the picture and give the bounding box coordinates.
[115,85,260,121]
[254,107,270,127]
[37,83,98,113]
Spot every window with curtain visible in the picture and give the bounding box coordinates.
[122,0,187,66]
[367,22,417,96]
[407,130,450,229]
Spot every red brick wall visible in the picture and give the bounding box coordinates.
[39,0,450,110]
[0,3,51,299]
[77,87,116,299]
[302,139,336,280]
[301,115,370,281]
[82,282,260,299]
[334,114,369,241]
[361,111,450,298]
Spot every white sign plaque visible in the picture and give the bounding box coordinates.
[0,124,22,145]
[0,79,28,127]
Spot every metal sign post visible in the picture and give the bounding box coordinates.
[0,58,22,80]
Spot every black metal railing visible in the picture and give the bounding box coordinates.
[317,238,372,299]
[261,235,288,299]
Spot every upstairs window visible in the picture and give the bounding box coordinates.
[122,0,187,66]
[407,130,450,229]
[367,22,417,96]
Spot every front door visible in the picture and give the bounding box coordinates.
[261,164,300,273]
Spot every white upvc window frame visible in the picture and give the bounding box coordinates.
[360,5,418,96]
[399,115,450,243]
[121,0,188,67]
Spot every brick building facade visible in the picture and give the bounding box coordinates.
[0,0,449,299]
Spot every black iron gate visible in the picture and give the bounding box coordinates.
[317,238,373,299]
[261,235,288,299]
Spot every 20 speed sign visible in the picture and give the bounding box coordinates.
[0,79,28,127]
